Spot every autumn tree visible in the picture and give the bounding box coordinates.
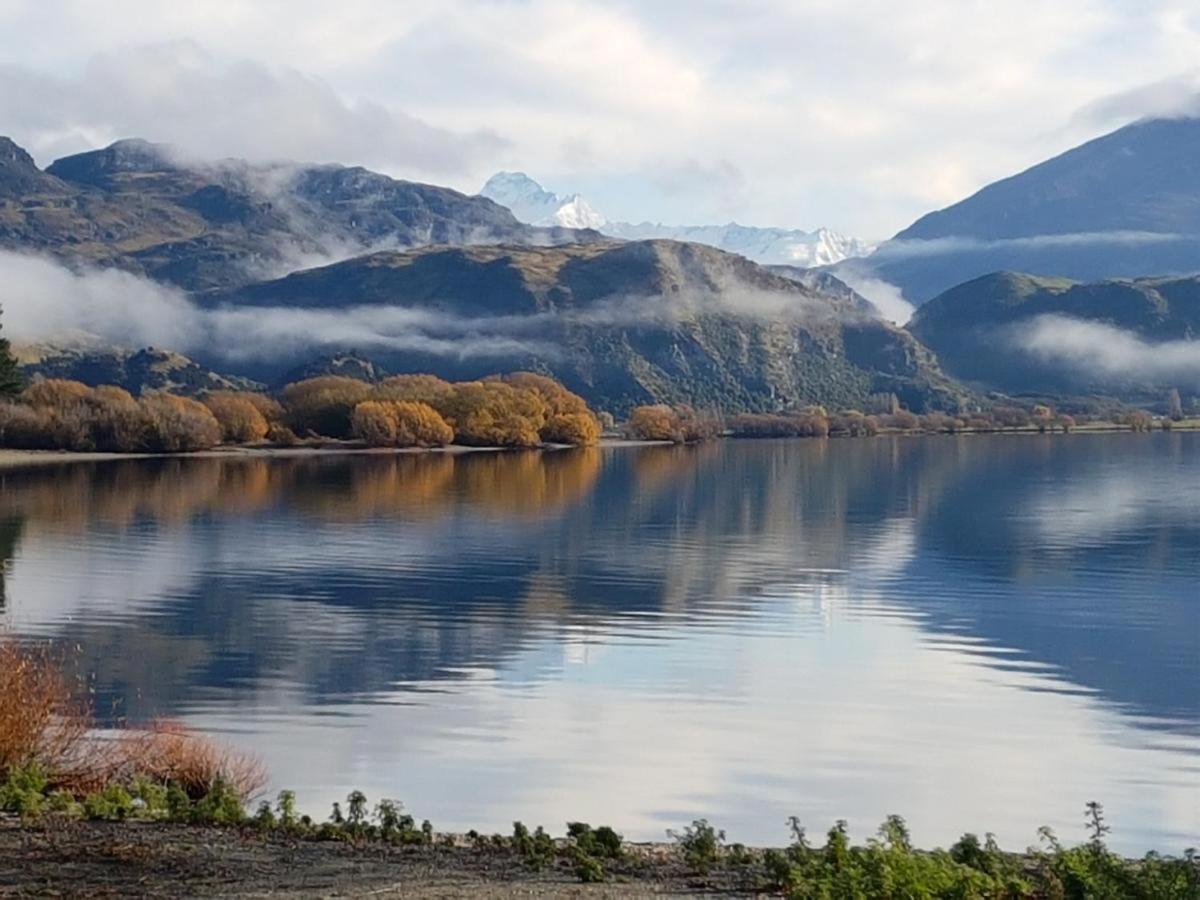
[374,374,454,405]
[392,401,454,447]
[351,400,454,448]
[140,394,222,452]
[542,412,602,445]
[86,386,148,451]
[23,379,92,409]
[433,382,547,448]
[492,372,601,445]
[281,376,373,438]
[203,392,270,443]
[626,405,678,441]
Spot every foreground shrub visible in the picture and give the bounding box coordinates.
[0,642,90,787]
[118,721,266,801]
[203,392,271,443]
[0,640,263,802]
[669,818,725,873]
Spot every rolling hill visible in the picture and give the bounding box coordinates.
[908,271,1200,398]
[205,239,968,414]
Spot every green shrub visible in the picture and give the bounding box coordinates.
[83,784,134,821]
[513,821,556,869]
[669,818,725,873]
[0,763,49,819]
[191,777,245,825]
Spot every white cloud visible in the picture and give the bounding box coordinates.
[1,1,1200,235]
[1014,314,1200,386]
[0,42,504,176]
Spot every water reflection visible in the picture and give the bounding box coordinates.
[0,436,1197,850]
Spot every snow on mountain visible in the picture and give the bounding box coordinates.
[479,171,872,266]
[479,172,606,229]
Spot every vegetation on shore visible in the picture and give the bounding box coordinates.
[624,398,1186,443]
[0,371,604,454]
[2,638,1197,896]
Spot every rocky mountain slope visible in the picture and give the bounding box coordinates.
[205,239,966,413]
[480,171,871,266]
[908,271,1200,396]
[0,137,592,291]
[840,117,1200,304]
[13,336,260,395]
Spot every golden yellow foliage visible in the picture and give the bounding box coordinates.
[140,394,222,452]
[374,374,454,404]
[203,392,270,443]
[392,401,454,447]
[281,376,373,438]
[350,400,398,446]
[351,400,454,447]
[434,382,548,448]
[541,412,602,445]
[23,379,92,409]
[626,405,678,441]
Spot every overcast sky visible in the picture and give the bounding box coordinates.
[1,0,1199,238]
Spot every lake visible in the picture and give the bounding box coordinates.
[1,434,1197,853]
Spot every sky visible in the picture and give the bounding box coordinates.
[1,1,1200,239]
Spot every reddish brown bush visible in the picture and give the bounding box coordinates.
[0,640,264,799]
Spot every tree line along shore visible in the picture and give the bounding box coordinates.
[0,370,1191,458]
[1,639,1197,897]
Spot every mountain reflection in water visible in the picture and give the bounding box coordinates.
[1,435,1196,851]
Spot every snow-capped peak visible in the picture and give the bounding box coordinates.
[479,171,872,266]
[480,171,606,229]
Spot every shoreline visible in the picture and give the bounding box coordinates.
[0,426,1194,469]
[2,818,1190,898]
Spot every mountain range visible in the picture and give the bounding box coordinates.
[0,138,592,292]
[480,171,872,267]
[0,136,964,413]
[5,113,1200,414]
[838,116,1200,305]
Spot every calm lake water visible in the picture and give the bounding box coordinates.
[1,435,1197,852]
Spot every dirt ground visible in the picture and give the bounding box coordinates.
[0,821,759,898]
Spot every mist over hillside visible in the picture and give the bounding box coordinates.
[838,117,1200,306]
